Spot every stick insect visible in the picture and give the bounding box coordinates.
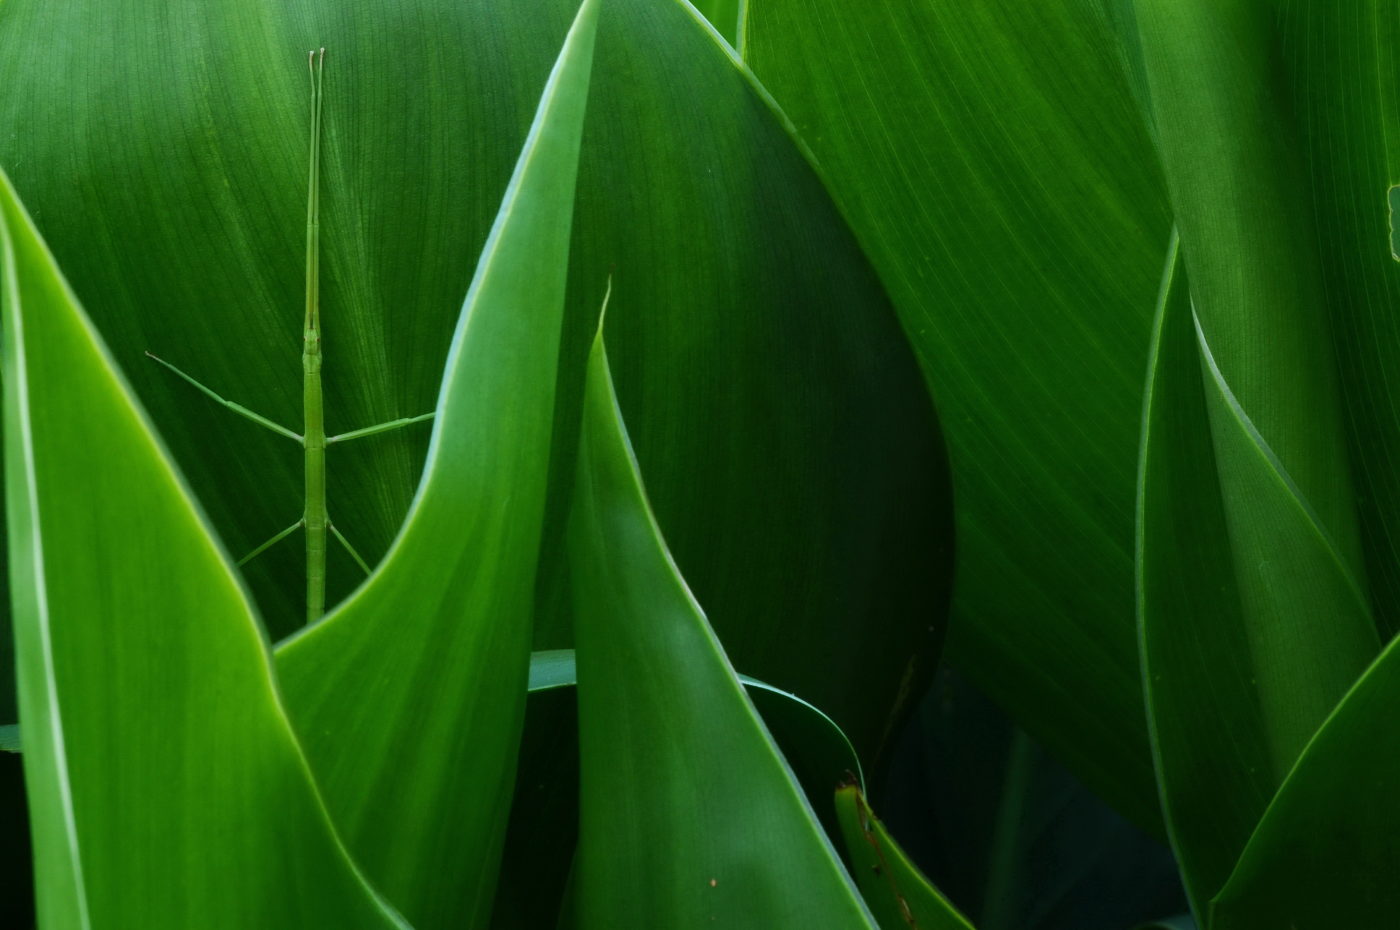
[146,49,433,623]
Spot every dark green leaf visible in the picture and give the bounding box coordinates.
[1210,636,1400,928]
[569,330,876,928]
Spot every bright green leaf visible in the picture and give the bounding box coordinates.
[271,5,597,927]
[833,785,976,930]
[569,331,877,929]
[1,167,406,929]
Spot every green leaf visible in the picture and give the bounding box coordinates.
[1268,2,1400,638]
[0,725,17,753]
[744,0,1172,826]
[0,0,950,771]
[0,168,406,928]
[271,5,597,927]
[1209,636,1400,928]
[498,648,868,925]
[833,785,976,930]
[1132,0,1386,911]
[569,330,877,928]
[1136,233,1273,915]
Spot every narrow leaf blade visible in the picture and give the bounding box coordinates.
[570,332,876,928]
[833,785,976,930]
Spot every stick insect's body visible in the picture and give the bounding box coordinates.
[147,49,433,623]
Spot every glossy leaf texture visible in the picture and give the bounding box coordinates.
[569,332,877,929]
[540,0,951,765]
[744,0,1172,825]
[1131,0,1388,915]
[0,0,950,773]
[1135,235,1273,914]
[0,169,407,928]
[1209,636,1400,928]
[834,785,975,930]
[688,0,741,46]
[271,5,597,927]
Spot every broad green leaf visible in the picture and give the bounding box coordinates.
[0,0,949,771]
[1209,635,1400,928]
[833,785,975,930]
[1133,0,1384,912]
[0,725,16,753]
[0,168,406,928]
[744,0,1171,826]
[271,5,597,927]
[1132,0,1376,695]
[1136,233,1273,915]
[569,331,877,929]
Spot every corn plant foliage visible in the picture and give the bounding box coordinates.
[744,0,1173,829]
[271,5,597,928]
[0,0,949,769]
[569,332,876,928]
[0,169,409,929]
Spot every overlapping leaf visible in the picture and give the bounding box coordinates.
[0,0,949,774]
[1,167,407,929]
[272,5,598,926]
[744,0,1172,825]
[1209,636,1400,928]
[1131,0,1385,917]
[569,331,877,928]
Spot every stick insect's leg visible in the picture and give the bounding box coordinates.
[237,519,305,567]
[326,411,435,444]
[146,352,304,443]
[328,522,373,576]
